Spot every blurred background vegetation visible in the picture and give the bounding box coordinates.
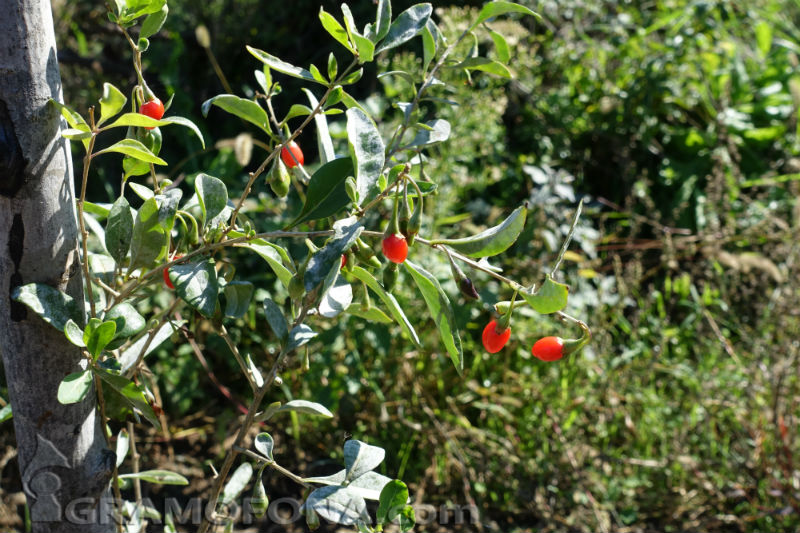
[2,0,800,531]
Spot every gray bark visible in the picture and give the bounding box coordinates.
[0,1,114,531]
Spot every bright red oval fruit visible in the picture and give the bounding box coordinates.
[281,140,304,168]
[341,255,347,268]
[532,336,565,361]
[382,233,408,264]
[140,97,165,130]
[482,319,510,353]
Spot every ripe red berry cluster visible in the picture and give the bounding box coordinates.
[139,97,165,130]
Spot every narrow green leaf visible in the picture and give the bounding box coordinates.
[129,197,169,269]
[221,463,253,505]
[95,139,167,165]
[376,4,432,54]
[431,205,526,257]
[140,3,168,39]
[405,118,450,148]
[0,404,12,423]
[262,298,289,341]
[404,260,463,374]
[490,30,511,63]
[128,182,154,200]
[105,196,134,263]
[286,157,354,227]
[470,1,540,30]
[233,236,294,288]
[346,108,384,206]
[84,201,111,218]
[374,0,392,42]
[303,89,336,164]
[445,57,512,78]
[95,368,160,429]
[246,46,323,84]
[282,104,314,122]
[224,281,254,319]
[348,266,421,347]
[521,274,569,314]
[319,8,355,52]
[254,433,274,461]
[98,83,127,126]
[170,258,220,318]
[159,116,205,149]
[57,370,94,405]
[344,439,385,483]
[194,173,228,227]
[119,470,189,485]
[304,217,362,294]
[377,480,409,525]
[276,400,333,418]
[421,19,437,72]
[116,428,130,467]
[201,94,270,134]
[400,505,416,531]
[345,303,393,324]
[11,283,83,332]
[119,320,183,373]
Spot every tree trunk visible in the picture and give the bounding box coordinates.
[0,1,114,531]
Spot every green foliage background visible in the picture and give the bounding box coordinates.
[19,0,800,531]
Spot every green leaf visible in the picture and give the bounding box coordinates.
[170,258,220,318]
[755,20,772,56]
[275,400,333,418]
[201,94,270,134]
[98,83,127,126]
[348,266,421,347]
[287,324,318,352]
[104,113,161,129]
[96,368,160,428]
[345,303,393,324]
[431,205,526,257]
[303,89,336,164]
[159,116,205,149]
[304,470,392,501]
[521,274,569,314]
[421,19,438,72]
[224,281,254,319]
[139,3,168,39]
[221,463,253,505]
[404,260,463,374]
[445,57,512,78]
[0,404,13,424]
[83,318,117,358]
[57,370,94,405]
[12,283,83,332]
[319,8,355,53]
[377,480,409,525]
[95,139,167,165]
[105,303,146,342]
[376,4,432,54]
[490,30,511,63]
[352,33,375,63]
[105,196,134,263]
[246,46,323,84]
[194,173,228,227]
[346,108,384,206]
[129,182,154,200]
[129,197,169,269]
[405,118,450,148]
[304,217,362,294]
[306,486,369,526]
[344,439,385,483]
[262,298,289,341]
[374,0,392,42]
[470,1,540,30]
[64,319,86,347]
[119,470,189,485]
[119,320,183,373]
[400,505,416,531]
[319,275,352,318]
[233,237,294,288]
[254,433,274,462]
[84,201,111,218]
[282,104,314,122]
[116,428,130,467]
[286,157,354,227]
